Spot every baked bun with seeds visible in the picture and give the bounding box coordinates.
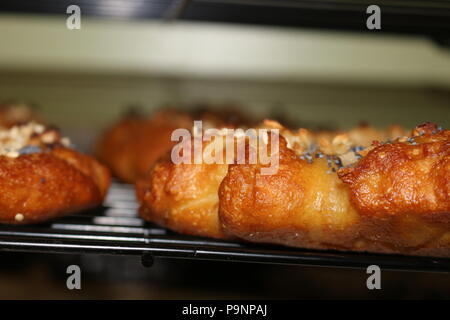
[137,120,407,241]
[220,123,449,257]
[0,122,110,224]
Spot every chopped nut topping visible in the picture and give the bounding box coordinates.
[339,151,359,167]
[0,122,71,158]
[319,134,353,155]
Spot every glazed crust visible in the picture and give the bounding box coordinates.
[0,147,110,224]
[220,124,450,257]
[137,154,230,239]
[136,121,449,257]
[219,137,361,249]
[338,123,449,216]
[338,123,450,255]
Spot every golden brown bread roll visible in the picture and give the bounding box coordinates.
[138,120,450,257]
[219,123,449,257]
[136,121,414,246]
[0,122,110,224]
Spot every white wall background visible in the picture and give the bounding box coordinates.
[0,14,449,87]
[0,14,448,150]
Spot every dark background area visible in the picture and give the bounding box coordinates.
[1,252,449,299]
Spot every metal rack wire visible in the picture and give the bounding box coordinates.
[0,182,449,273]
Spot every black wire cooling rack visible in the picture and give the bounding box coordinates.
[0,182,449,273]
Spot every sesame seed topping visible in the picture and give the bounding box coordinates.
[15,213,24,222]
